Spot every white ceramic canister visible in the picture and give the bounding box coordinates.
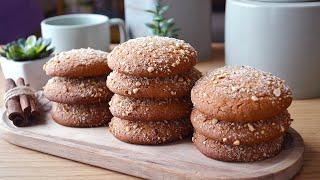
[225,0,320,99]
[125,0,212,60]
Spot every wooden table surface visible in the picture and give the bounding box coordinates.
[0,44,319,180]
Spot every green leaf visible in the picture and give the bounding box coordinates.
[8,45,25,60]
[40,47,54,58]
[36,45,46,54]
[159,5,169,15]
[153,15,164,22]
[165,18,174,25]
[155,1,161,13]
[161,27,168,34]
[153,27,159,35]
[1,35,54,61]
[36,37,43,46]
[145,9,156,14]
[162,19,175,30]
[25,35,37,47]
[3,43,11,51]
[41,38,51,47]
[145,23,157,29]
[24,47,38,59]
[17,38,26,48]
[36,39,51,53]
[6,52,13,59]
[47,47,55,54]
[144,0,180,38]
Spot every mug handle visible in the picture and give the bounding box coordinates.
[110,18,128,43]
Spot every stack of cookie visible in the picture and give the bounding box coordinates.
[43,48,113,127]
[107,36,202,144]
[191,66,293,162]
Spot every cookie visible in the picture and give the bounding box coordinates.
[109,117,192,145]
[51,102,112,127]
[107,68,201,99]
[191,66,292,122]
[191,109,291,145]
[193,132,283,162]
[109,94,192,121]
[44,76,113,104]
[107,36,197,77]
[44,48,111,77]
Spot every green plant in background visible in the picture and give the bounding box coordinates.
[0,35,54,61]
[145,0,180,38]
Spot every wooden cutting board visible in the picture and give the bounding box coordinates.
[0,108,304,179]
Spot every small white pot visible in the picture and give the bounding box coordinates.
[0,56,51,90]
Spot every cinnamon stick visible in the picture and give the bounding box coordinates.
[24,82,38,116]
[16,78,31,118]
[26,83,40,116]
[5,79,28,127]
[29,97,38,117]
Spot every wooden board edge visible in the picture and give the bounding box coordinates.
[0,108,305,180]
[0,121,191,179]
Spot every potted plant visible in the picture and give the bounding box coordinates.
[0,35,54,90]
[144,1,180,38]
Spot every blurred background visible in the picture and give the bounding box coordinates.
[0,0,225,44]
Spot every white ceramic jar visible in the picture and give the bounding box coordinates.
[225,0,320,99]
[125,0,212,60]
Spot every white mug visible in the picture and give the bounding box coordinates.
[41,14,127,52]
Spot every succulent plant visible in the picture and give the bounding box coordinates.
[0,35,54,61]
[145,0,180,38]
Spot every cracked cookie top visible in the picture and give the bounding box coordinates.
[107,36,197,77]
[191,66,292,122]
[44,48,111,77]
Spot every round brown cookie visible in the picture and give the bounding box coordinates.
[109,117,192,145]
[193,132,283,162]
[109,94,192,121]
[191,66,293,122]
[107,68,201,99]
[107,36,197,77]
[43,48,111,77]
[51,102,112,127]
[44,76,113,104]
[191,109,292,145]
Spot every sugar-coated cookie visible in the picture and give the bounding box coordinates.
[109,117,192,145]
[193,132,283,162]
[44,48,111,77]
[191,66,292,122]
[44,76,113,104]
[51,102,112,127]
[109,94,192,121]
[107,36,197,77]
[191,109,292,145]
[107,68,201,99]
